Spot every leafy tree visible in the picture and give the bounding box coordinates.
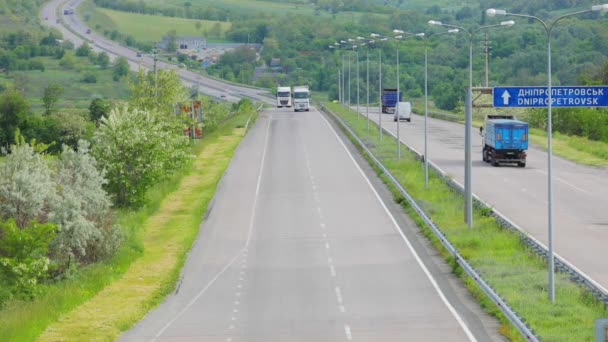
[75,43,92,57]
[166,30,178,53]
[0,143,55,228]
[82,73,97,83]
[42,83,64,115]
[0,89,29,147]
[53,112,95,149]
[59,53,76,69]
[0,219,56,299]
[49,141,120,267]
[89,98,112,123]
[112,56,130,81]
[97,51,110,69]
[92,106,191,207]
[128,69,187,115]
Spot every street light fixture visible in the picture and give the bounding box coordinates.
[428,19,514,229]
[486,3,608,303]
[421,29,459,189]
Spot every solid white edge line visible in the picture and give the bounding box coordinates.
[318,111,478,342]
[152,115,272,340]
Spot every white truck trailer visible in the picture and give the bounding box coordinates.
[276,86,292,108]
[292,86,310,112]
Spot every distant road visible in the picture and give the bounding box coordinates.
[40,0,273,104]
[362,107,608,293]
[120,106,502,341]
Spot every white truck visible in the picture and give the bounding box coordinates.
[276,86,292,108]
[292,86,310,112]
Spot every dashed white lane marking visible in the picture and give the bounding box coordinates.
[344,324,353,340]
[320,223,326,229]
[229,324,235,330]
[319,111,477,342]
[334,287,343,304]
[227,338,232,342]
[322,233,327,239]
[330,264,336,277]
[231,316,237,321]
[234,300,240,305]
[317,207,323,216]
[535,169,591,195]
[152,118,272,341]
[325,242,330,250]
[233,308,239,313]
[236,292,241,297]
[339,305,346,313]
[328,257,333,264]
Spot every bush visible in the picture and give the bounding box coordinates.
[0,144,55,228]
[49,141,121,268]
[0,219,57,301]
[82,72,97,83]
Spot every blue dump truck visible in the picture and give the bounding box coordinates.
[482,115,529,167]
[381,88,403,114]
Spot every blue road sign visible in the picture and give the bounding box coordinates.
[493,86,608,108]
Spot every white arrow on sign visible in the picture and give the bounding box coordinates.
[501,90,511,105]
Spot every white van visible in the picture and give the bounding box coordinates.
[394,102,412,122]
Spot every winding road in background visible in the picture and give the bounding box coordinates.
[41,0,273,104]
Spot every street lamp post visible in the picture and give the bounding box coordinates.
[486,4,608,303]
[358,37,373,129]
[393,31,424,161]
[429,19,514,229]
[371,34,388,140]
[421,29,459,189]
[329,45,341,104]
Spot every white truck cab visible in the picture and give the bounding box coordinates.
[292,86,310,112]
[276,86,292,108]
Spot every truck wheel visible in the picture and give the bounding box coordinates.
[482,151,487,162]
[517,162,526,168]
[491,154,499,167]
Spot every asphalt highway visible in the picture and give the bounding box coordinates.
[41,0,273,104]
[361,107,608,293]
[120,107,503,341]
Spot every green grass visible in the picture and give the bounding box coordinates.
[529,128,608,166]
[0,57,129,113]
[81,4,231,43]
[325,102,608,341]
[0,110,255,341]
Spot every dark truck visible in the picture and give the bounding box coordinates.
[482,115,528,167]
[381,88,403,114]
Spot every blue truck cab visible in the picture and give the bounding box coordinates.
[381,88,403,114]
[482,115,528,167]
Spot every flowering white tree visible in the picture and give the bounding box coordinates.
[92,106,191,207]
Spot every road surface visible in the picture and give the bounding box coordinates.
[120,106,502,341]
[40,0,273,104]
[360,107,608,293]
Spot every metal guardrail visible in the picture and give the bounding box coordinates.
[348,103,608,308]
[320,103,540,341]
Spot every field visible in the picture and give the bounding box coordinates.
[0,57,129,113]
[81,5,232,43]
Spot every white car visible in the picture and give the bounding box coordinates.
[394,101,412,122]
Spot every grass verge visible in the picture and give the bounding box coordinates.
[0,111,254,341]
[324,102,608,341]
